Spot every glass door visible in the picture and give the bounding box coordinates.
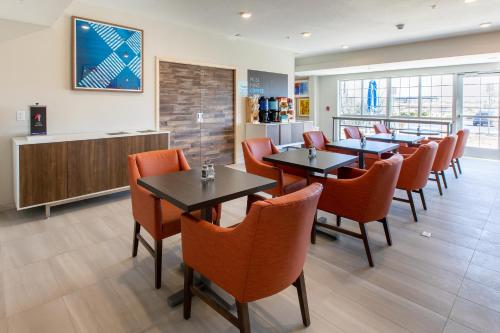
[462,74,500,152]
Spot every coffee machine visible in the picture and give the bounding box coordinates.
[258,96,270,123]
[268,97,280,122]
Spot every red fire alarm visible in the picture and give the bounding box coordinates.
[326,106,330,112]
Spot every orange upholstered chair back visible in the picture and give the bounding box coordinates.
[374,123,390,134]
[453,129,470,159]
[303,131,329,150]
[397,141,438,190]
[242,138,279,163]
[432,136,457,172]
[236,184,322,302]
[318,155,402,223]
[128,149,190,238]
[344,126,362,139]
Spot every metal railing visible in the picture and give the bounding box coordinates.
[332,116,454,141]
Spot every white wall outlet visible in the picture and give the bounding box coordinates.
[16,111,26,121]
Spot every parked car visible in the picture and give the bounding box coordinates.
[472,112,493,126]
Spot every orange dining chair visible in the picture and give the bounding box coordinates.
[374,123,391,134]
[303,130,331,150]
[303,131,361,173]
[242,138,307,197]
[393,141,438,221]
[181,183,323,333]
[451,129,470,178]
[344,126,362,139]
[128,149,221,289]
[429,136,457,195]
[310,155,403,267]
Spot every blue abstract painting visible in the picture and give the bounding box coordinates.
[72,17,143,92]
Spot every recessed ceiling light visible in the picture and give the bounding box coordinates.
[301,32,312,38]
[341,45,350,49]
[233,33,242,38]
[239,11,252,19]
[464,0,476,3]
[480,22,492,28]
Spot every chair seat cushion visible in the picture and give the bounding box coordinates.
[282,173,307,194]
[160,200,217,237]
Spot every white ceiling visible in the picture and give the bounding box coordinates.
[80,0,500,56]
[0,0,73,26]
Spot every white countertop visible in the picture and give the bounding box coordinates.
[12,130,170,146]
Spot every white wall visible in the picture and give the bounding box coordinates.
[0,1,295,209]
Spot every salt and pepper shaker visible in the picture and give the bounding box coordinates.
[308,146,317,159]
[360,135,367,148]
[208,163,215,180]
[391,130,396,139]
[201,164,209,181]
[417,125,421,135]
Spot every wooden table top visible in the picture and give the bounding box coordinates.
[367,133,426,144]
[326,139,399,155]
[263,148,357,174]
[137,166,276,211]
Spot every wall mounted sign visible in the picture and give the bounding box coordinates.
[248,70,288,97]
[30,104,47,135]
[72,16,143,92]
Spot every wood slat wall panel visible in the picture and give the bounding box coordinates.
[159,61,234,166]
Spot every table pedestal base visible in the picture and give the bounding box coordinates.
[167,264,235,310]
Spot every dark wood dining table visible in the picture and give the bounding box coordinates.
[367,133,426,145]
[262,148,358,177]
[138,166,276,307]
[326,139,399,169]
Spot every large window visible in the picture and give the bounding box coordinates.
[339,80,362,115]
[339,74,454,120]
[463,75,499,149]
[421,75,453,119]
[339,79,386,116]
[391,76,419,117]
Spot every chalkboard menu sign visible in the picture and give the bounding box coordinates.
[248,70,288,97]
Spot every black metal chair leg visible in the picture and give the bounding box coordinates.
[379,218,392,246]
[183,266,194,319]
[236,301,250,333]
[435,172,443,196]
[359,224,374,267]
[441,171,448,189]
[336,215,341,226]
[154,240,162,289]
[419,189,427,210]
[294,271,311,327]
[451,160,458,179]
[407,190,418,222]
[132,221,141,257]
[456,158,462,174]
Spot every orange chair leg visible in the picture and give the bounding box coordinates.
[379,218,392,246]
[434,172,443,196]
[154,240,162,289]
[132,221,140,257]
[236,302,250,333]
[294,271,311,327]
[359,224,374,267]
[183,265,194,320]
[407,190,418,222]
[441,171,448,189]
[451,160,459,179]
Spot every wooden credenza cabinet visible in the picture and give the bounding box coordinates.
[13,131,170,216]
